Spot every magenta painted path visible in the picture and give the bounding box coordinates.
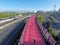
[18,14,46,45]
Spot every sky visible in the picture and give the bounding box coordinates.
[0,0,60,11]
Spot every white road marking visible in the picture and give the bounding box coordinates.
[0,16,29,33]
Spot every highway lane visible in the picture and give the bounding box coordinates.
[0,19,14,26]
[0,17,24,26]
[0,17,28,45]
[0,16,29,30]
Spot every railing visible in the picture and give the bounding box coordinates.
[37,19,56,45]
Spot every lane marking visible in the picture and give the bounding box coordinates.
[0,16,29,33]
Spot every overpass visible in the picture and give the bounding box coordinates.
[18,14,57,45]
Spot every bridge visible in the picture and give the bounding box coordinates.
[0,14,59,45]
[18,14,57,45]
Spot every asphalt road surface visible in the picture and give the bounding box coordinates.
[0,19,14,26]
[0,18,27,45]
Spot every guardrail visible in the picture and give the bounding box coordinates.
[37,19,57,45]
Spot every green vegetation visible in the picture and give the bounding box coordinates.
[49,16,60,40]
[37,14,59,40]
[0,14,15,18]
[49,27,59,40]
[0,12,20,18]
[37,14,45,23]
[50,16,56,22]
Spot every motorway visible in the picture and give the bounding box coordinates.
[0,19,14,26]
[0,16,28,45]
